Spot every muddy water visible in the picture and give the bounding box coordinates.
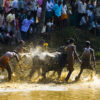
[0,76,100,100]
[0,89,100,100]
[0,48,100,100]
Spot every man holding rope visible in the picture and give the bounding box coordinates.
[75,41,96,81]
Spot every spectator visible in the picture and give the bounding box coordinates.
[0,9,4,28]
[38,0,43,7]
[11,0,18,9]
[46,19,53,32]
[31,0,37,23]
[37,6,42,22]
[18,0,25,10]
[80,13,89,28]
[21,15,33,40]
[46,0,54,22]
[6,9,15,32]
[61,1,68,26]
[53,1,62,29]
[3,0,11,14]
[77,0,87,25]
[14,14,22,43]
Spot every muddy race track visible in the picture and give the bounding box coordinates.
[0,47,100,100]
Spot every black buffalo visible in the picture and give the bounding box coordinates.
[29,46,67,79]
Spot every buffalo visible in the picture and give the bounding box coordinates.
[29,46,68,79]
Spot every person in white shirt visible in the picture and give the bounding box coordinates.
[61,1,68,26]
[0,51,19,81]
[6,9,15,32]
[46,19,53,32]
[77,0,87,25]
[37,6,42,22]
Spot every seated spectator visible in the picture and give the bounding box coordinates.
[89,19,100,35]
[46,19,53,32]
[0,28,4,43]
[86,7,94,23]
[5,30,12,44]
[80,13,89,28]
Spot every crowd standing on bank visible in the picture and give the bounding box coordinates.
[0,0,99,45]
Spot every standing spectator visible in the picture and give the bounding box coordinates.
[0,9,4,28]
[53,1,62,29]
[3,0,11,14]
[18,0,25,10]
[18,8,27,27]
[6,9,15,32]
[31,0,37,23]
[46,0,54,22]
[11,0,18,9]
[61,1,68,26]
[14,14,22,43]
[21,15,33,40]
[38,0,43,7]
[77,0,87,25]
[0,0,3,7]
[37,6,42,22]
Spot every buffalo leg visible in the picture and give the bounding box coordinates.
[75,68,83,81]
[42,71,46,79]
[29,68,35,78]
[6,64,12,81]
[57,70,62,79]
[65,70,73,82]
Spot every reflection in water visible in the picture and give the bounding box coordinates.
[0,89,100,100]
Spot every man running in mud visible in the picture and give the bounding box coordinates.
[65,39,81,82]
[75,41,96,81]
[0,51,19,81]
[0,40,25,81]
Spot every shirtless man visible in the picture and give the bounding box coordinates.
[65,39,81,82]
[75,41,96,81]
[0,51,19,81]
[14,40,25,53]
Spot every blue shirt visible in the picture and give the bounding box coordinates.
[21,18,33,32]
[53,4,62,17]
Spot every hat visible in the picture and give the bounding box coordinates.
[86,41,90,45]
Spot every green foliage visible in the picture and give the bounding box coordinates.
[49,26,100,58]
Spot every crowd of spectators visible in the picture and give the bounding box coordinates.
[0,0,100,45]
